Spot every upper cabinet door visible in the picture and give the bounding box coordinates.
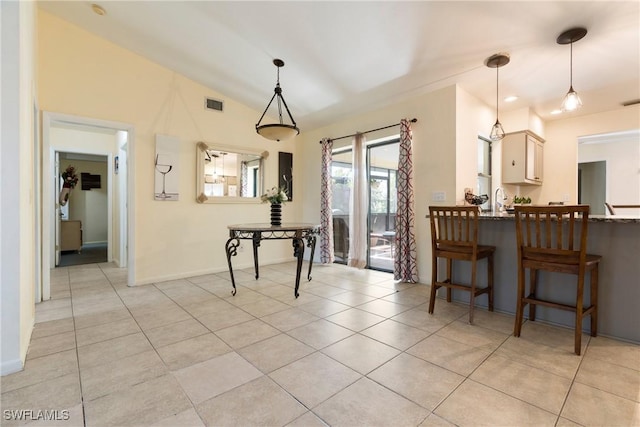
[502,131,544,185]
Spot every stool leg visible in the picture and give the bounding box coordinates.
[446,258,452,303]
[529,269,537,321]
[469,258,477,325]
[590,264,598,337]
[429,255,438,314]
[487,253,494,312]
[575,272,585,356]
[514,265,525,337]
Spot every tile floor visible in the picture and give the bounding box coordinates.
[1,261,639,427]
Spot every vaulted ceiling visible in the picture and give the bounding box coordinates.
[39,1,640,131]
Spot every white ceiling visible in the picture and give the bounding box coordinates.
[38,1,640,131]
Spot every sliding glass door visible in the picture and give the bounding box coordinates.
[330,139,399,272]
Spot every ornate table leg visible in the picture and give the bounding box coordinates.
[225,237,240,296]
[306,234,317,281]
[292,237,305,298]
[252,231,261,280]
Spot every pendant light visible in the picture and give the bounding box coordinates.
[255,59,300,142]
[557,27,587,112]
[485,53,510,141]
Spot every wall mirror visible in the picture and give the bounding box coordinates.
[196,141,268,203]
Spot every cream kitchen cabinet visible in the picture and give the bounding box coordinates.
[502,130,544,185]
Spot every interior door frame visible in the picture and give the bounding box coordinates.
[42,111,136,300]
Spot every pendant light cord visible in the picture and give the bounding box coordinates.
[495,64,499,119]
[569,41,573,88]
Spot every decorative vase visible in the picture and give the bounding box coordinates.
[270,203,282,226]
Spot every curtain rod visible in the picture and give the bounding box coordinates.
[320,118,418,143]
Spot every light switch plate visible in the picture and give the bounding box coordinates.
[432,191,446,202]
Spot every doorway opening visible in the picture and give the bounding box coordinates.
[41,112,135,301]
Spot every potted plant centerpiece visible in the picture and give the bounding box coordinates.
[261,186,288,226]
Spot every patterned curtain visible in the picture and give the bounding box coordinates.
[240,161,248,197]
[320,138,334,264]
[348,133,368,269]
[394,119,418,282]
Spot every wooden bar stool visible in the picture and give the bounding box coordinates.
[428,206,495,324]
[513,205,601,355]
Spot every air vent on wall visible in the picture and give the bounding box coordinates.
[205,97,224,112]
[621,99,640,107]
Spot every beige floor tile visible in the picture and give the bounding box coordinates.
[260,307,319,332]
[297,299,351,318]
[214,318,281,349]
[34,306,73,323]
[224,289,271,306]
[314,377,430,426]
[555,417,583,426]
[436,320,509,349]
[26,331,76,360]
[361,319,430,350]
[237,297,292,318]
[355,285,398,298]
[269,352,361,408]
[80,350,167,401]
[145,318,209,348]
[73,307,132,330]
[1,350,78,393]
[0,373,81,427]
[407,334,493,376]
[381,290,430,307]
[179,296,235,318]
[150,408,205,427]
[495,336,582,379]
[156,333,231,371]
[517,321,589,354]
[585,336,640,370]
[286,319,354,350]
[435,380,557,426]
[83,374,192,427]
[286,411,330,427]
[196,376,307,426]
[173,352,263,404]
[325,308,386,332]
[327,291,377,307]
[196,306,255,331]
[455,309,515,335]
[30,318,74,340]
[305,283,350,298]
[77,332,153,370]
[132,304,192,330]
[357,299,410,317]
[391,307,452,333]
[369,353,465,411]
[75,317,140,347]
[237,333,314,373]
[561,382,640,426]
[418,412,457,426]
[321,334,400,375]
[576,355,640,402]
[421,299,470,322]
[470,353,572,414]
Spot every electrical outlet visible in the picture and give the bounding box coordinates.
[432,191,446,202]
[562,194,570,202]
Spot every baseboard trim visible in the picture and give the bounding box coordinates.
[1,358,24,376]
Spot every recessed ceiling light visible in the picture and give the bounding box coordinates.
[504,96,518,103]
[550,109,563,115]
[91,4,106,16]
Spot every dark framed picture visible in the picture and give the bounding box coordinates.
[279,151,293,201]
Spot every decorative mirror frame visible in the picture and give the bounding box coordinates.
[196,141,269,204]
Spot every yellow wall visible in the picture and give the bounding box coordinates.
[38,11,302,284]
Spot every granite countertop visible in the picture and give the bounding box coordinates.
[478,212,640,223]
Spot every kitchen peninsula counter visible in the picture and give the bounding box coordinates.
[428,211,640,343]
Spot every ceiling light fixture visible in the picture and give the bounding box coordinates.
[485,53,510,141]
[255,59,299,142]
[557,27,587,112]
[91,4,106,16]
[504,95,518,103]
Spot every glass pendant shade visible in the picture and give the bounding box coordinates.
[485,53,510,142]
[557,28,587,113]
[256,59,300,142]
[561,86,582,112]
[490,119,505,141]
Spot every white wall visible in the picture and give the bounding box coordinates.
[579,137,640,215]
[1,0,37,375]
[38,11,302,284]
[65,159,109,243]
